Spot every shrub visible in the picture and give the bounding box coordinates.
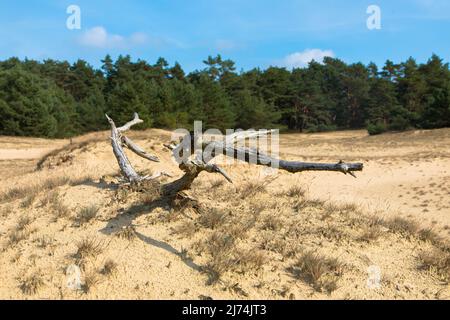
[367,122,387,135]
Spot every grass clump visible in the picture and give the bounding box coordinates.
[19,274,44,295]
[82,272,100,293]
[73,237,105,268]
[101,259,118,277]
[74,205,100,225]
[173,220,199,238]
[115,225,138,241]
[0,176,71,203]
[382,217,419,236]
[418,249,450,282]
[285,185,306,198]
[289,251,343,293]
[198,208,227,230]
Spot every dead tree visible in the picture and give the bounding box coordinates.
[106,113,363,198]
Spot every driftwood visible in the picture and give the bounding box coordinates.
[106,113,363,198]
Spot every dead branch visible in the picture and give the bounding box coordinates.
[106,113,363,198]
[105,113,159,183]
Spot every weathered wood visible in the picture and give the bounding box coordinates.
[107,113,364,198]
[205,142,363,176]
[161,160,231,197]
[105,113,159,183]
[122,136,159,162]
[105,114,142,182]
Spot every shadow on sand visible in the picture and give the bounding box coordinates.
[99,199,203,273]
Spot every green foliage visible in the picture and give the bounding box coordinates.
[367,122,387,135]
[0,54,449,138]
[0,66,76,137]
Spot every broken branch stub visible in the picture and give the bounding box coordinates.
[106,113,363,197]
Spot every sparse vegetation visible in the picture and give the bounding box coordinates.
[19,274,44,295]
[73,237,105,268]
[239,178,274,199]
[115,225,138,241]
[17,215,32,231]
[83,272,100,293]
[418,249,450,281]
[1,119,450,300]
[101,259,118,276]
[210,179,225,189]
[20,194,36,208]
[259,215,282,231]
[173,220,199,238]
[418,228,442,244]
[358,225,383,242]
[40,190,59,207]
[74,205,100,225]
[382,217,419,236]
[7,229,29,246]
[35,235,54,249]
[51,198,70,220]
[285,185,306,198]
[198,208,227,229]
[0,176,71,203]
[289,251,343,294]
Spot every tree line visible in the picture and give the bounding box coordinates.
[0,54,449,138]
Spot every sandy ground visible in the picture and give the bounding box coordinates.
[0,128,449,300]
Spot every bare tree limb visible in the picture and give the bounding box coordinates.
[105,113,159,183]
[106,113,364,198]
[117,112,143,132]
[122,136,159,162]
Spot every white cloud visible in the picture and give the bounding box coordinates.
[79,26,150,49]
[280,49,335,69]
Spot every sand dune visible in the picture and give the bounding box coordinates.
[0,129,449,299]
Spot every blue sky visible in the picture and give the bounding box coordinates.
[0,0,449,72]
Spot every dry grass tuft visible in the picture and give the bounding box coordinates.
[358,223,383,242]
[19,274,44,295]
[0,186,29,203]
[418,249,450,281]
[51,198,70,220]
[198,208,227,229]
[101,259,118,277]
[40,190,59,207]
[202,232,236,255]
[115,225,138,241]
[1,205,12,218]
[35,235,54,249]
[0,176,71,203]
[239,178,275,199]
[210,179,225,189]
[202,253,236,285]
[236,249,266,272]
[139,182,162,204]
[285,185,306,198]
[20,194,36,208]
[383,217,419,236]
[7,229,30,246]
[17,215,32,231]
[73,237,105,268]
[173,220,199,238]
[259,215,282,231]
[290,251,343,293]
[418,228,442,244]
[74,205,100,225]
[83,272,100,293]
[293,198,325,211]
